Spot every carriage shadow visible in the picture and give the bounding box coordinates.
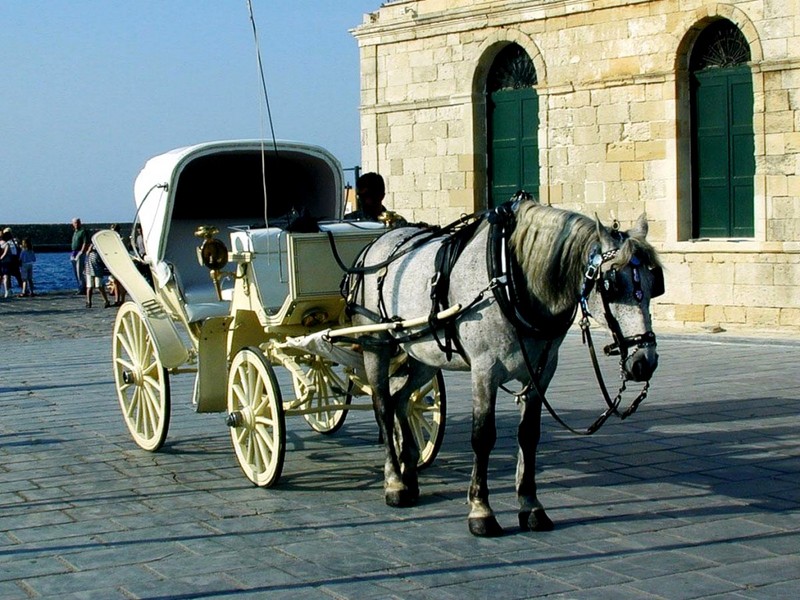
[135,373,799,533]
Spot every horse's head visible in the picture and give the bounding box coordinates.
[582,214,663,382]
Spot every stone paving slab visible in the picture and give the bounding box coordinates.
[1,292,799,598]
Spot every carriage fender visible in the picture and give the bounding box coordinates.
[93,229,189,369]
[193,316,233,413]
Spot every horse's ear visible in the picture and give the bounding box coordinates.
[629,213,649,239]
[595,214,616,250]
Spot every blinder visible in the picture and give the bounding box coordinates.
[650,265,665,298]
[599,258,664,302]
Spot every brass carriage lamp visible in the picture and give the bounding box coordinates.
[194,225,229,301]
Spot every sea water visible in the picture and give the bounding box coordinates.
[16,252,81,294]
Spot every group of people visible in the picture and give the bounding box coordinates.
[71,218,127,308]
[0,227,36,299]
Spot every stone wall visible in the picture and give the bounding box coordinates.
[353,0,800,334]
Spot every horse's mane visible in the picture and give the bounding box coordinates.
[508,201,661,315]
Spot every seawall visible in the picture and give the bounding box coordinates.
[2,222,133,252]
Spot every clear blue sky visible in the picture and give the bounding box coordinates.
[1,1,381,224]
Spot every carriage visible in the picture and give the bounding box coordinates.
[95,139,446,487]
[98,138,665,536]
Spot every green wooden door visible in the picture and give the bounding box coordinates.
[692,65,754,238]
[488,86,539,208]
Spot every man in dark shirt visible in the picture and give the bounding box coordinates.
[345,172,388,221]
[344,172,406,227]
[70,217,89,294]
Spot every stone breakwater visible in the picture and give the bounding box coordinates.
[2,222,133,251]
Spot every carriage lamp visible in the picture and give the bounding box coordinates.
[194,225,230,301]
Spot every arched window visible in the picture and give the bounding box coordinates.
[486,44,539,208]
[690,20,754,238]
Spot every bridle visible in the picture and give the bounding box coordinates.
[579,247,663,362]
[517,241,664,436]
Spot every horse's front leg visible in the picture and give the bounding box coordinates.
[516,393,554,531]
[467,374,503,537]
[364,348,417,507]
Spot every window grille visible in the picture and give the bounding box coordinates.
[487,44,537,92]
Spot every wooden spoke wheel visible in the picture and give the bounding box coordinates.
[396,371,446,469]
[227,347,285,487]
[112,302,171,451]
[302,358,352,434]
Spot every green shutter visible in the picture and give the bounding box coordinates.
[489,87,539,208]
[692,66,754,238]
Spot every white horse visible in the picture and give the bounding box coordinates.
[347,200,663,536]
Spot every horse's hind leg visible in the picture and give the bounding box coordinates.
[516,393,554,531]
[467,374,504,537]
[364,347,418,507]
[390,360,437,500]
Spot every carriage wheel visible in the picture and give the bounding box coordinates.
[227,347,285,487]
[112,302,171,451]
[302,358,352,434]
[398,371,446,469]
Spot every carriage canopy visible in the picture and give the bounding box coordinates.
[133,139,344,264]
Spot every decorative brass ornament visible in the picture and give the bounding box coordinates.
[378,210,403,228]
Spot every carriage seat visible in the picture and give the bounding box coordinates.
[162,219,243,323]
[229,222,385,317]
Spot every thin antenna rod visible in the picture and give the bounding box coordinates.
[246,0,279,227]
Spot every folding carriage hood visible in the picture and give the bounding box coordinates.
[132,139,345,265]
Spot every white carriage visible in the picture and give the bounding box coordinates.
[95,140,445,487]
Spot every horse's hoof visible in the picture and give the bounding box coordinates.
[385,488,418,508]
[468,516,504,537]
[519,508,554,532]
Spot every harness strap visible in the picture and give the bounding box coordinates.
[429,217,483,361]
[487,204,577,340]
[328,227,437,276]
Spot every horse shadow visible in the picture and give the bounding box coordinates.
[424,392,800,533]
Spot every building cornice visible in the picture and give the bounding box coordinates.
[352,0,653,45]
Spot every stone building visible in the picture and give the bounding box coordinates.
[352,0,800,333]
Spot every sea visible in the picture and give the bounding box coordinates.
[15,251,81,294]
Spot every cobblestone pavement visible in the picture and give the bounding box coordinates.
[1,292,799,599]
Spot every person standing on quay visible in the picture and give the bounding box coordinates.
[18,237,36,297]
[0,228,17,298]
[84,231,110,308]
[70,217,89,294]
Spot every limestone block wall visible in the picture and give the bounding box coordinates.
[353,0,800,334]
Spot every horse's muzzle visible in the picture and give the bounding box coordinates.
[624,345,659,382]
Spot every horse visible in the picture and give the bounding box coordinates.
[346,199,663,536]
